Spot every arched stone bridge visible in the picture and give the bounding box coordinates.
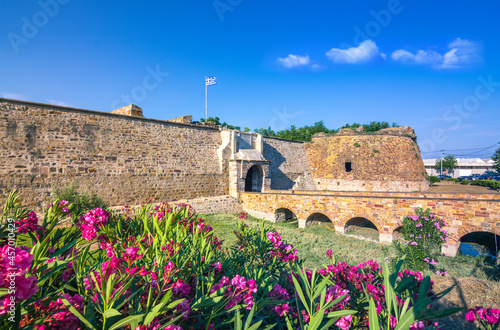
[239,190,500,257]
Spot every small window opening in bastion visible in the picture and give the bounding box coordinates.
[345,162,352,172]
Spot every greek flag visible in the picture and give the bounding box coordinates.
[205,76,217,86]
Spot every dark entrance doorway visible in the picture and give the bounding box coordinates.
[245,165,263,192]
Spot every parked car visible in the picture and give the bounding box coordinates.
[458,176,471,182]
[470,174,481,181]
[437,174,451,180]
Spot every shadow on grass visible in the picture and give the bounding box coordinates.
[344,226,380,242]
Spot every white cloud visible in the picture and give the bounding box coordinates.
[391,38,482,69]
[391,49,443,65]
[310,64,323,71]
[46,99,72,107]
[0,92,26,100]
[277,54,311,68]
[442,38,483,68]
[325,40,385,64]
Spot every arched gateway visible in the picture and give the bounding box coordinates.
[245,165,263,192]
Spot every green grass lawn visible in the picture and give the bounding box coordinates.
[201,212,500,328]
[201,213,499,281]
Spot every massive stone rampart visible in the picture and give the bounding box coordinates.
[262,137,316,190]
[305,128,429,192]
[0,99,228,209]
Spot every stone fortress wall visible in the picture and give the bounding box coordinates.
[0,99,228,209]
[0,98,430,211]
[0,99,321,210]
[304,127,429,192]
[262,137,316,191]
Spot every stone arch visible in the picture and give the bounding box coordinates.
[244,165,263,192]
[459,231,500,258]
[341,213,383,231]
[275,208,297,223]
[241,162,269,179]
[392,226,404,241]
[344,216,380,241]
[305,213,331,226]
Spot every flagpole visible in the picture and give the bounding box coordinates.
[205,77,208,120]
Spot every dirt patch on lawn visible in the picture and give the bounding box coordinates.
[427,183,499,194]
[431,275,500,329]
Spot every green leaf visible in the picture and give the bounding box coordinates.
[291,275,309,314]
[243,303,256,330]
[312,278,328,302]
[108,314,145,330]
[399,298,411,320]
[417,276,431,302]
[61,298,98,330]
[103,308,122,318]
[234,308,242,330]
[368,298,380,330]
[418,307,464,321]
[308,309,325,330]
[143,300,166,325]
[395,298,431,330]
[246,321,264,330]
[326,309,357,319]
[319,318,337,330]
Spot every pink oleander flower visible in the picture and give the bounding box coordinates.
[80,224,97,241]
[268,284,290,300]
[335,315,352,330]
[231,274,247,289]
[81,208,110,226]
[211,275,257,310]
[485,308,500,325]
[465,309,476,322]
[0,246,33,270]
[409,321,426,330]
[124,246,141,262]
[0,245,38,315]
[272,303,290,317]
[212,262,222,273]
[301,310,310,323]
[16,211,39,234]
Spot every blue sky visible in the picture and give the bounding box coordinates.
[1,0,500,158]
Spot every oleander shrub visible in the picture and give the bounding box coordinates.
[52,181,108,219]
[393,208,449,274]
[465,306,500,329]
[461,179,469,185]
[428,176,440,185]
[0,190,464,329]
[444,178,459,183]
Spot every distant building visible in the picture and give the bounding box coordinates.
[423,158,495,177]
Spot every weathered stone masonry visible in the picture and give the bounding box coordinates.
[0,99,317,211]
[262,137,316,191]
[240,190,500,256]
[305,128,429,192]
[1,98,496,257]
[0,99,228,209]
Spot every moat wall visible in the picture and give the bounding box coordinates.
[262,137,316,191]
[0,99,229,209]
[304,130,429,192]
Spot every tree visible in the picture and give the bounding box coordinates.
[492,147,500,173]
[337,121,399,133]
[434,155,458,176]
[254,121,332,141]
[200,116,241,130]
